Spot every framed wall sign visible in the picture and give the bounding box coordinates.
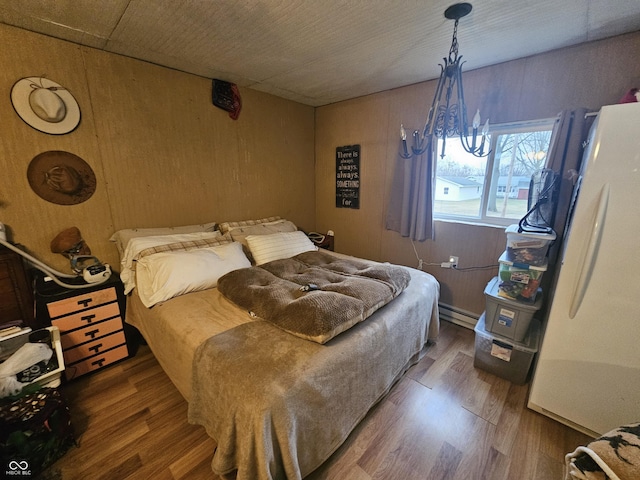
[335,145,360,209]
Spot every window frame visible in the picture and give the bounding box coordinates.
[433,117,557,227]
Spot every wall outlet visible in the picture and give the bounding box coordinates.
[449,255,459,268]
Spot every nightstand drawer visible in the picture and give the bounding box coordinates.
[59,317,124,350]
[66,344,129,380]
[46,287,118,319]
[63,331,127,365]
[51,302,120,332]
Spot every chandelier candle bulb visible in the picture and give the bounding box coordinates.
[480,118,489,155]
[400,124,409,157]
[472,109,481,149]
[412,130,420,152]
[472,109,481,129]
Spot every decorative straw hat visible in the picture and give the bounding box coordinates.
[27,151,96,205]
[11,76,81,135]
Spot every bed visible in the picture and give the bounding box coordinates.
[113,218,440,480]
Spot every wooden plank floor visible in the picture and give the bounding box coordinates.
[42,320,591,479]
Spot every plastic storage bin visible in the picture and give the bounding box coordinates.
[498,251,547,302]
[484,276,542,341]
[505,224,556,266]
[473,313,541,385]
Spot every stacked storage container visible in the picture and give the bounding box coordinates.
[474,314,541,385]
[497,225,555,302]
[473,225,555,384]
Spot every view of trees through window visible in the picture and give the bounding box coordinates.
[434,119,555,225]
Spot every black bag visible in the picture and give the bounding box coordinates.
[1,387,75,477]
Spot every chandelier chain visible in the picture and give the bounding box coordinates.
[448,19,460,63]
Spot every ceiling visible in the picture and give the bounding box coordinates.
[1,1,639,107]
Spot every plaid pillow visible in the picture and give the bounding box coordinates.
[219,216,282,235]
[136,233,233,261]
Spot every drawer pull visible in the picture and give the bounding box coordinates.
[92,358,106,368]
[81,314,96,324]
[88,343,103,354]
[84,329,99,339]
[77,298,94,308]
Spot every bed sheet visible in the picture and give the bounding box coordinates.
[126,283,253,400]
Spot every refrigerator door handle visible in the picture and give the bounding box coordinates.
[569,183,610,319]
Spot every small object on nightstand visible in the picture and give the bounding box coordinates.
[82,263,111,283]
[308,231,335,251]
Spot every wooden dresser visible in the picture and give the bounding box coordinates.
[0,244,35,329]
[34,272,131,381]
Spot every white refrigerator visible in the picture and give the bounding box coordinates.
[528,102,640,437]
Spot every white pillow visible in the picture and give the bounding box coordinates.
[136,242,250,308]
[110,222,218,256]
[120,231,222,294]
[228,220,297,244]
[246,231,318,265]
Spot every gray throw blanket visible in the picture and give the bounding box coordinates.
[188,301,434,480]
[217,250,410,343]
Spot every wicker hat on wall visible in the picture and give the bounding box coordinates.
[11,76,81,135]
[27,151,97,205]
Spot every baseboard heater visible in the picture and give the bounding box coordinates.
[438,303,479,329]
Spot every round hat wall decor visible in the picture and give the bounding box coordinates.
[27,151,96,205]
[11,76,81,135]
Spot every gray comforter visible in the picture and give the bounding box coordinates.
[188,269,439,480]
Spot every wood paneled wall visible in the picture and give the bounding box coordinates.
[316,31,640,315]
[2,21,639,317]
[0,24,315,273]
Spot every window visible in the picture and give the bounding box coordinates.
[433,118,555,226]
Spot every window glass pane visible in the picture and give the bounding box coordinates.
[485,130,552,221]
[433,119,554,226]
[433,137,488,218]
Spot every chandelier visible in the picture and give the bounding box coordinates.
[400,2,489,159]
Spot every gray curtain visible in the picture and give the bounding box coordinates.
[385,139,435,242]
